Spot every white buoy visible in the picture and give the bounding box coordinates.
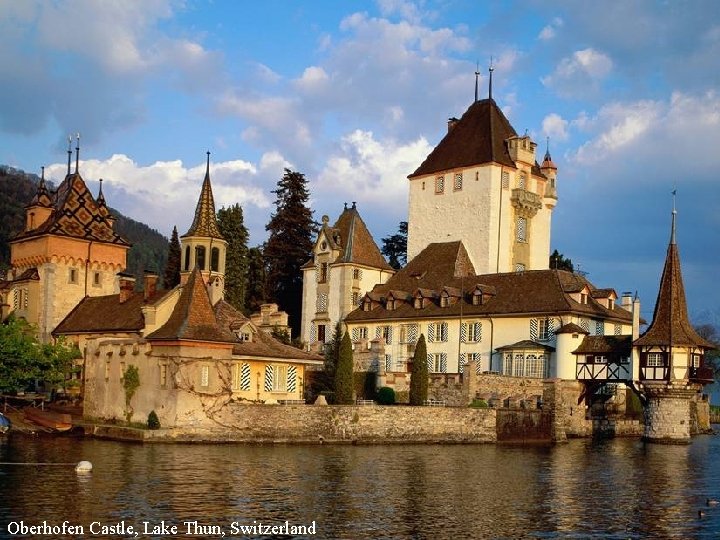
[75,460,93,473]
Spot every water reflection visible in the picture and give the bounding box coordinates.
[1,435,719,538]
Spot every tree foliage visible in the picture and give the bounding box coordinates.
[163,226,181,289]
[697,324,720,378]
[245,246,267,313]
[217,204,249,312]
[264,169,316,333]
[381,221,408,269]
[0,316,80,393]
[549,249,574,272]
[333,332,354,404]
[409,334,429,405]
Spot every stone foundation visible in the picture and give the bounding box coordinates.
[641,382,702,443]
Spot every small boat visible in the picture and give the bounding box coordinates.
[23,407,72,432]
[0,412,10,433]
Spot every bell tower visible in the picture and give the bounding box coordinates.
[180,152,227,305]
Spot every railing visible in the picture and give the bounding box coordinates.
[423,399,447,407]
[278,399,306,405]
[355,399,375,406]
[640,366,669,381]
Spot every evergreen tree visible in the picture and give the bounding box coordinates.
[333,332,354,404]
[264,169,316,333]
[245,246,267,313]
[217,204,249,311]
[381,221,408,269]
[409,334,429,405]
[323,323,342,382]
[549,249,574,271]
[163,226,181,289]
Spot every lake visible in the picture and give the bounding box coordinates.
[1,433,720,539]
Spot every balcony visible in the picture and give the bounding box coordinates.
[511,188,542,217]
[690,366,715,384]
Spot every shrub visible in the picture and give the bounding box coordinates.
[147,410,161,430]
[353,371,377,400]
[409,334,428,405]
[333,332,354,404]
[469,398,489,409]
[376,386,396,405]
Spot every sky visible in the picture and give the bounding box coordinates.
[1,0,719,325]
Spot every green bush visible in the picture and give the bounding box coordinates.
[147,410,161,430]
[469,398,488,409]
[376,386,396,405]
[409,334,428,405]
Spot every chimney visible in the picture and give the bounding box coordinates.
[118,274,136,304]
[144,271,158,301]
[621,291,632,310]
[632,294,641,340]
[447,117,459,133]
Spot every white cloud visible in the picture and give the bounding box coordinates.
[542,113,569,141]
[542,48,613,97]
[295,66,330,92]
[538,17,563,40]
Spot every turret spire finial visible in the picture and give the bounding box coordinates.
[66,135,72,176]
[205,150,211,178]
[74,133,80,174]
[474,61,480,103]
[488,56,494,100]
[41,166,45,182]
[671,189,677,245]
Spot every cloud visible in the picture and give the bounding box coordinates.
[542,48,613,97]
[538,17,563,40]
[542,113,569,141]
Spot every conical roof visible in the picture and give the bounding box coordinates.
[28,169,52,208]
[183,153,224,239]
[332,203,393,269]
[635,212,713,348]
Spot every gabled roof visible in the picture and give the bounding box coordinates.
[496,340,556,352]
[345,242,633,323]
[635,214,713,348]
[12,173,130,246]
[146,267,235,343]
[214,300,323,364]
[555,322,588,335]
[182,154,224,239]
[53,289,171,335]
[331,204,393,270]
[573,335,632,356]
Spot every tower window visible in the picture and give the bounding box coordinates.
[501,171,510,190]
[518,173,526,190]
[319,263,329,283]
[453,172,463,191]
[515,263,526,272]
[68,268,78,284]
[516,216,527,242]
[435,176,445,194]
[211,247,220,272]
[93,271,101,287]
[184,246,191,271]
[195,246,206,270]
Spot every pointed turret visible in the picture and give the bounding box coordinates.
[179,152,228,304]
[25,167,53,231]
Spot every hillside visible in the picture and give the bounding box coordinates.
[0,165,168,284]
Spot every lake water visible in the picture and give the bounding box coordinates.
[1,433,720,539]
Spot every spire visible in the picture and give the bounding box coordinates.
[66,135,72,176]
[183,151,223,239]
[634,203,713,349]
[671,189,677,245]
[544,136,551,162]
[474,62,480,103]
[541,136,557,171]
[74,133,80,174]
[30,166,52,207]
[488,57,494,100]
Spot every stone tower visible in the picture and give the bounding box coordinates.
[406,98,557,274]
[8,154,130,342]
[300,203,394,351]
[180,152,227,305]
[635,207,714,442]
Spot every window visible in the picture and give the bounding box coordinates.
[428,353,447,373]
[68,268,78,284]
[272,365,288,392]
[352,291,360,307]
[378,325,392,345]
[22,288,28,309]
[400,324,418,344]
[435,175,445,194]
[195,246,206,270]
[319,263,329,283]
[592,355,608,364]
[237,331,252,342]
[316,293,328,313]
[614,324,622,336]
[440,295,449,307]
[537,319,551,341]
[414,297,424,309]
[200,365,209,387]
[501,171,510,190]
[159,363,168,387]
[466,322,482,343]
[515,263,526,272]
[352,268,361,280]
[647,353,665,367]
[386,298,396,310]
[607,299,614,310]
[184,246,190,271]
[453,172,463,191]
[580,318,590,332]
[595,320,604,336]
[93,271,101,287]
[692,354,702,368]
[580,293,588,304]
[352,326,368,341]
[105,360,110,381]
[516,216,527,242]
[317,324,327,343]
[428,322,448,342]
[518,172,526,189]
[211,247,220,272]
[385,355,393,371]
[472,292,482,306]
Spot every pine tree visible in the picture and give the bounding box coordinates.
[409,334,428,405]
[163,226,181,289]
[381,221,408,269]
[264,169,316,333]
[217,204,249,311]
[333,332,354,404]
[245,246,267,313]
[549,249,574,272]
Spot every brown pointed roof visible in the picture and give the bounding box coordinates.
[183,156,223,239]
[634,215,713,348]
[332,204,393,270]
[28,175,52,208]
[146,267,235,343]
[12,173,129,245]
[573,335,632,355]
[409,99,519,178]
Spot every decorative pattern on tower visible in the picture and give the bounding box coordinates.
[184,152,223,239]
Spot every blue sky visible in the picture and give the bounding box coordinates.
[1,0,719,324]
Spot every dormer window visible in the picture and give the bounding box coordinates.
[608,299,614,310]
[440,295,449,307]
[237,331,252,343]
[387,299,395,310]
[363,298,372,311]
[320,240,327,251]
[472,293,481,306]
[414,297,424,309]
[581,293,588,304]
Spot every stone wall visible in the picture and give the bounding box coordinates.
[468,373,546,406]
[135,404,498,444]
[379,372,465,406]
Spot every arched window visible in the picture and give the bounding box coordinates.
[184,246,191,271]
[195,246,206,270]
[211,247,220,272]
